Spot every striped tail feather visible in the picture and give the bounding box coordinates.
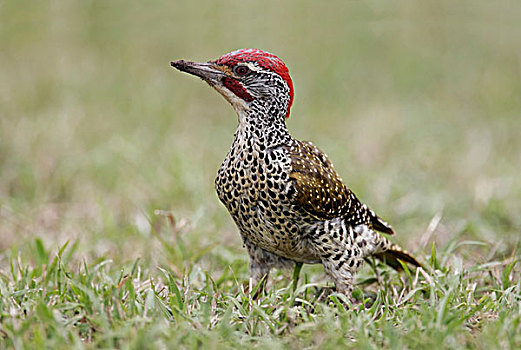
[373,236,422,270]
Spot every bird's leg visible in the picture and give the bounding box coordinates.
[246,244,271,297]
[310,225,365,304]
[249,260,270,297]
[321,257,362,300]
[243,238,293,297]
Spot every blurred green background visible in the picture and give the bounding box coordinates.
[1,0,520,269]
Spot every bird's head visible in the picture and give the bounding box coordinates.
[171,49,294,120]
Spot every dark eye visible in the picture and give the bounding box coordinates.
[234,65,249,76]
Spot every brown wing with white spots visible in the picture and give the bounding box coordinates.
[284,140,394,234]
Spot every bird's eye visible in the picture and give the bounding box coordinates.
[234,65,249,76]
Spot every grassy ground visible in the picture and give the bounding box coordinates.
[1,0,521,348]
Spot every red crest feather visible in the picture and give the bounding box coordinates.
[216,49,294,118]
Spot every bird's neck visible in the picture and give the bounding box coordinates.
[235,107,292,148]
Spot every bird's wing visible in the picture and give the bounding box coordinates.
[284,140,394,234]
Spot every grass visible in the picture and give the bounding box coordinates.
[1,0,521,348]
[1,238,520,348]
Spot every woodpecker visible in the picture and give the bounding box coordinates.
[171,49,420,298]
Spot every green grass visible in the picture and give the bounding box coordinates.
[1,238,520,348]
[1,0,521,348]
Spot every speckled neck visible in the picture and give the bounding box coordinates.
[234,99,292,148]
[235,110,292,149]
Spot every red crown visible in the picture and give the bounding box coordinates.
[216,49,294,118]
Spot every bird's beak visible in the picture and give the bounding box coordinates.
[170,58,250,115]
[170,60,224,83]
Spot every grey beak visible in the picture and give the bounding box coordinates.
[170,60,224,81]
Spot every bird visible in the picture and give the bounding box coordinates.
[170,49,421,299]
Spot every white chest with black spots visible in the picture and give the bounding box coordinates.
[214,126,314,260]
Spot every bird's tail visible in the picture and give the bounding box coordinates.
[373,236,422,270]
